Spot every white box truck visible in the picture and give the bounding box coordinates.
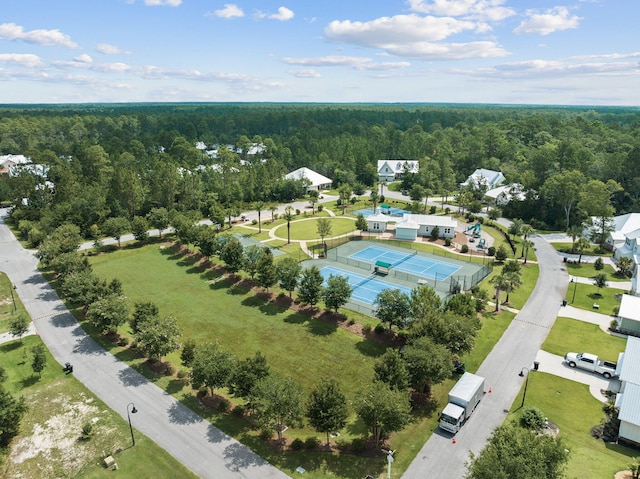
[439,372,485,434]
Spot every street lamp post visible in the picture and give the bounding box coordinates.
[518,367,530,408]
[382,449,395,479]
[571,277,577,303]
[126,402,138,446]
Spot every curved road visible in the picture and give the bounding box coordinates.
[402,234,568,479]
[0,209,290,479]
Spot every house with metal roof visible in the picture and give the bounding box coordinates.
[377,160,419,183]
[283,167,332,192]
[395,214,457,241]
[460,168,505,190]
[615,336,640,445]
[616,295,640,335]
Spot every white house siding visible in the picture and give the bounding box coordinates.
[396,225,418,241]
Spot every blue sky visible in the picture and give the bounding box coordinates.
[0,0,638,105]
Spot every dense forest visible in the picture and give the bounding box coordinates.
[1,103,640,238]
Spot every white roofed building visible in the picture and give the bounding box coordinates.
[615,336,640,446]
[395,214,457,241]
[461,168,505,190]
[283,167,332,192]
[377,160,419,183]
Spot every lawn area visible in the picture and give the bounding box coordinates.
[511,372,636,479]
[567,261,627,282]
[551,241,610,257]
[542,316,627,363]
[479,262,540,311]
[86,240,515,479]
[0,335,196,479]
[0,271,26,334]
[273,217,357,241]
[568,282,622,316]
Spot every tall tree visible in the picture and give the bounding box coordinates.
[243,244,265,279]
[374,349,410,391]
[190,342,236,397]
[283,205,294,245]
[540,170,585,232]
[375,288,412,331]
[297,266,325,307]
[490,272,510,311]
[134,315,181,363]
[356,383,411,445]
[251,375,305,443]
[31,344,47,377]
[466,422,569,479]
[220,236,244,274]
[254,200,265,233]
[86,295,129,334]
[147,207,170,238]
[403,336,451,395]
[9,314,30,343]
[257,248,277,291]
[317,217,332,248]
[275,257,302,298]
[306,378,349,446]
[0,384,28,447]
[229,351,270,399]
[102,216,130,248]
[323,275,352,313]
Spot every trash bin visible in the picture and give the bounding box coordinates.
[562,299,567,307]
[533,361,540,371]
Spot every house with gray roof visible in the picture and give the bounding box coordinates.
[283,167,332,192]
[377,160,419,183]
[460,168,505,190]
[395,214,457,241]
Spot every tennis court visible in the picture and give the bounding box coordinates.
[320,265,412,305]
[349,245,460,280]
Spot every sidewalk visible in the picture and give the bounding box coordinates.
[0,322,37,345]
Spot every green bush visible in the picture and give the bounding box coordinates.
[520,406,546,431]
[487,246,496,256]
[374,323,386,334]
[232,404,246,417]
[594,257,604,270]
[444,238,451,247]
[81,421,94,440]
[218,398,231,412]
[362,324,372,334]
[291,438,305,451]
[305,436,320,449]
[461,244,469,253]
[351,438,367,453]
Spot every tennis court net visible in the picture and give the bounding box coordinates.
[391,250,418,268]
[351,273,376,290]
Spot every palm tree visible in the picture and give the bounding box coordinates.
[575,237,591,263]
[520,225,534,257]
[270,205,277,222]
[490,273,510,312]
[503,271,523,304]
[370,190,379,214]
[522,239,535,264]
[283,206,294,245]
[254,200,264,233]
[568,225,583,253]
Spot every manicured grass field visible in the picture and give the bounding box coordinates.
[0,272,27,334]
[566,261,626,282]
[567,282,622,316]
[512,373,636,479]
[87,241,515,479]
[479,262,540,311]
[542,316,626,363]
[1,336,196,479]
[273,217,357,241]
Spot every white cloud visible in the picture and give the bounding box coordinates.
[325,14,478,44]
[386,40,508,59]
[514,7,581,35]
[0,23,79,48]
[73,54,93,63]
[0,53,44,68]
[269,7,294,21]
[573,51,640,61]
[212,4,244,19]
[282,55,410,70]
[144,0,182,6]
[408,0,516,21]
[454,58,640,79]
[96,43,131,55]
[289,69,321,78]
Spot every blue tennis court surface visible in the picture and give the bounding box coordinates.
[349,245,460,280]
[320,265,413,305]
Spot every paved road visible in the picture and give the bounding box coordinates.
[402,234,567,479]
[0,209,290,479]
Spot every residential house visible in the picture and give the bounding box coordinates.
[395,214,457,241]
[0,154,30,175]
[377,160,419,183]
[283,167,332,192]
[615,336,640,446]
[460,168,505,190]
[616,295,640,335]
[485,183,525,206]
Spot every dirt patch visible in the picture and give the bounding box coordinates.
[614,471,633,479]
[7,392,117,478]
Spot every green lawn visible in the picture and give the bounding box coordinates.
[274,217,357,241]
[479,262,540,311]
[1,335,196,479]
[512,373,636,479]
[568,282,622,316]
[542,316,626,363]
[86,241,514,479]
[566,262,627,282]
[0,271,27,334]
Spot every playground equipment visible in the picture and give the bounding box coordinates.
[477,238,486,248]
[465,222,482,238]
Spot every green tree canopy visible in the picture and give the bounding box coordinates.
[306,378,349,446]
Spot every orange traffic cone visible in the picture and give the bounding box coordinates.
[488,387,492,393]
[452,438,457,444]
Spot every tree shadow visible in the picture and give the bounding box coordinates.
[166,378,187,395]
[0,341,21,353]
[50,312,77,329]
[167,401,201,425]
[355,339,386,358]
[223,441,265,473]
[206,423,229,444]
[117,367,148,387]
[305,318,337,336]
[21,375,40,388]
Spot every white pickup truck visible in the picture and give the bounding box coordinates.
[564,352,618,378]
